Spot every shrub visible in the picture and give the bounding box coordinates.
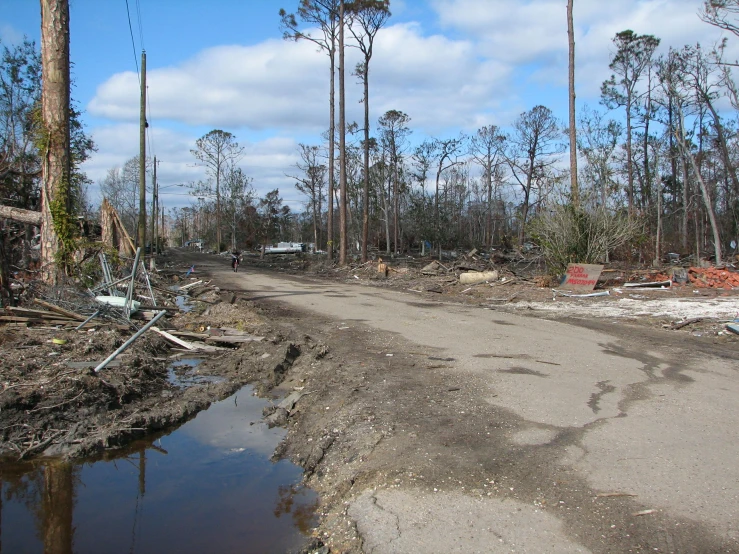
[530,204,643,274]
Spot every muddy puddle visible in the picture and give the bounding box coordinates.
[0,384,317,554]
[168,358,225,388]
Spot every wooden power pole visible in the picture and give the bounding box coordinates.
[137,51,147,248]
[149,156,157,270]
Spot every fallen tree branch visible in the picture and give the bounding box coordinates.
[0,204,42,226]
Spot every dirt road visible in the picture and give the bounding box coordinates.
[195,252,739,553]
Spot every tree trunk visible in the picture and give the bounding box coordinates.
[704,97,739,199]
[392,139,398,255]
[654,144,662,265]
[39,0,71,285]
[567,0,579,207]
[681,146,689,252]
[677,116,722,263]
[1,225,12,307]
[361,65,370,262]
[626,92,634,215]
[328,48,335,258]
[338,0,347,265]
[216,168,221,252]
[642,66,653,211]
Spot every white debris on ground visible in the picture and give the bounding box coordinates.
[512,295,739,321]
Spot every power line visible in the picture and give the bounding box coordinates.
[135,0,145,52]
[124,0,140,79]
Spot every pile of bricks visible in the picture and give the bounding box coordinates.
[688,267,739,289]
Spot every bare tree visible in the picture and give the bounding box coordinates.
[190,130,244,252]
[99,157,145,234]
[505,105,564,247]
[469,125,506,247]
[289,143,327,250]
[700,0,739,36]
[427,135,466,256]
[378,110,411,254]
[576,105,623,208]
[346,0,390,261]
[601,30,660,214]
[280,0,340,259]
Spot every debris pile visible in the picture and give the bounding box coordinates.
[688,267,739,289]
[0,251,273,460]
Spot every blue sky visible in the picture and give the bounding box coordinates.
[1,0,734,212]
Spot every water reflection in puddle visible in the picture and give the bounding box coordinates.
[174,294,194,313]
[0,385,317,554]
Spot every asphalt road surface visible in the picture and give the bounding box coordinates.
[211,256,739,553]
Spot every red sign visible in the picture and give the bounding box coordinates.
[560,263,604,292]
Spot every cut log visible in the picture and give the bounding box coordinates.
[459,271,499,285]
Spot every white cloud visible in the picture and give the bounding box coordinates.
[89,39,330,131]
[82,123,306,209]
[369,23,513,132]
[87,21,515,137]
[430,0,732,99]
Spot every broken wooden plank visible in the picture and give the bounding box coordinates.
[150,326,195,350]
[33,299,87,321]
[179,280,203,291]
[670,317,714,330]
[0,315,77,325]
[623,280,671,289]
[5,307,75,319]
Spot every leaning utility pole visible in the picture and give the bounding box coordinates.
[39,0,71,285]
[137,51,147,248]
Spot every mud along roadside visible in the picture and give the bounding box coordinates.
[0,264,330,466]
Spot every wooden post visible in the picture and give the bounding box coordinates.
[137,51,147,248]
